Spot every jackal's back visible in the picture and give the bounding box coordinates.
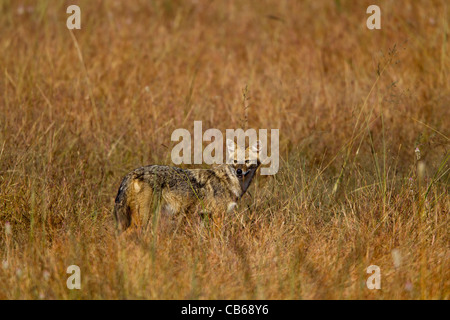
[113,164,242,231]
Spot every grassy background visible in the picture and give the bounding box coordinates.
[0,0,448,299]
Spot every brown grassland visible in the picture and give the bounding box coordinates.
[0,0,449,299]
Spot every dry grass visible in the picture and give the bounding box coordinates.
[0,0,449,299]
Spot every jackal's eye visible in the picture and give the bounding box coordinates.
[245,160,249,164]
[233,160,238,164]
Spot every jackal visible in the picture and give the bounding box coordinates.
[113,139,261,232]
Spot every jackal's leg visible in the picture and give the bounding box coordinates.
[131,180,154,230]
[161,191,185,216]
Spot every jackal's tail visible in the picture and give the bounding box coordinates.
[113,173,134,232]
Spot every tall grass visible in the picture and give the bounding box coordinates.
[0,0,448,299]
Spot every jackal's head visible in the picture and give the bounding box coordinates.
[226,139,261,191]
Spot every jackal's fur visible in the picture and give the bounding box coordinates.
[113,140,261,232]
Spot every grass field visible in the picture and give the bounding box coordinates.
[0,0,448,299]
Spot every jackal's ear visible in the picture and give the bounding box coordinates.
[226,139,236,154]
[251,140,262,153]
